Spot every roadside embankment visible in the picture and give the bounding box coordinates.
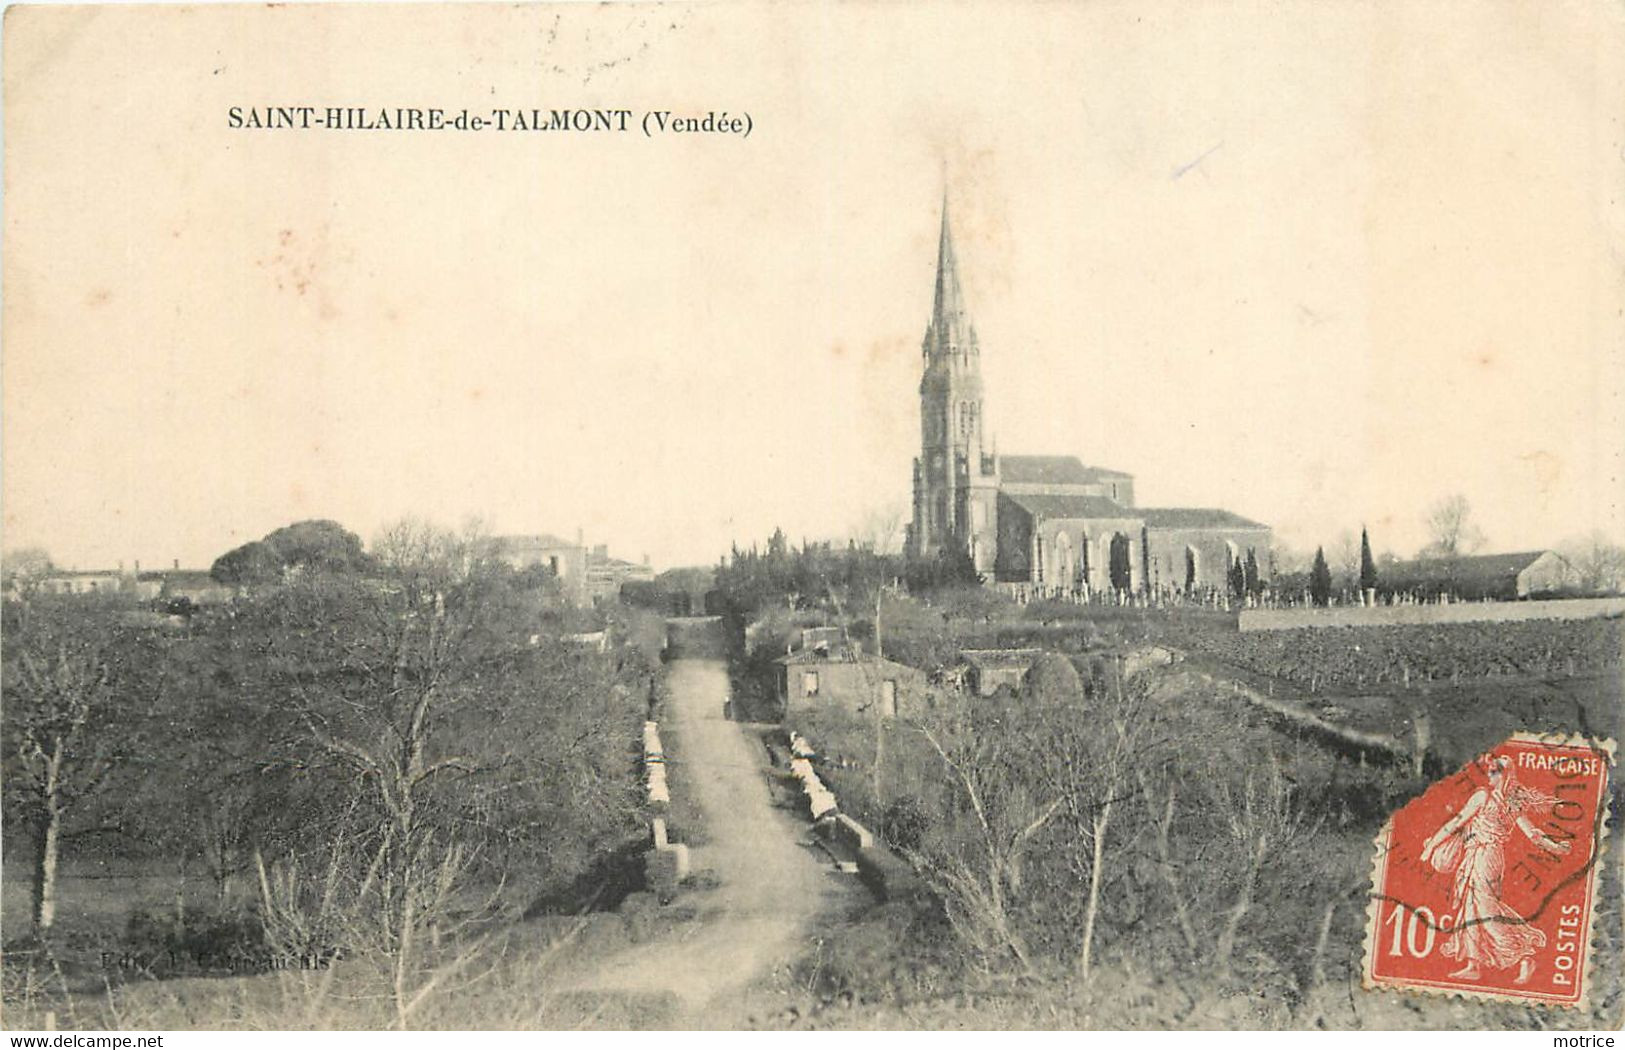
[778,730,923,902]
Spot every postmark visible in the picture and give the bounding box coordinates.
[1363,733,1614,1008]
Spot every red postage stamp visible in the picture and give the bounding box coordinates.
[1364,733,1614,1007]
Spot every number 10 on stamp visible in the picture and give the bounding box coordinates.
[1363,733,1613,1008]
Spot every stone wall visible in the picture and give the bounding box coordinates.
[642,721,689,892]
[782,658,930,718]
[784,730,923,901]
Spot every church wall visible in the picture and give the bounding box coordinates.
[997,477,1135,506]
[1035,516,1146,591]
[995,502,1150,589]
[999,480,1107,498]
[994,494,1035,582]
[1144,526,1272,593]
[967,481,1000,575]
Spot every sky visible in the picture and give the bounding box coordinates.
[4,2,1622,572]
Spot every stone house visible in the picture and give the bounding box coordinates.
[494,533,588,605]
[775,646,929,718]
[1380,550,1575,601]
[960,648,1042,696]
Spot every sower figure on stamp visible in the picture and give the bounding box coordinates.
[1419,754,1572,984]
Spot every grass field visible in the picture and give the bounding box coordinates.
[1,860,707,1031]
[2,858,227,958]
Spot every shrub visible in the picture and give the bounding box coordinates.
[121,907,271,978]
[882,795,929,852]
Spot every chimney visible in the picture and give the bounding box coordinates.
[173,559,180,571]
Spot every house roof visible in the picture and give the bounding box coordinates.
[1382,551,1561,586]
[140,570,222,589]
[776,647,912,669]
[1140,507,1269,530]
[1000,455,1132,486]
[589,556,650,572]
[961,648,1042,669]
[1001,492,1136,522]
[496,533,580,553]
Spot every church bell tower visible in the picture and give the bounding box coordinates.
[909,194,1000,575]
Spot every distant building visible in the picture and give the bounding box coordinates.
[26,560,234,606]
[585,544,655,603]
[35,570,125,596]
[905,195,1272,595]
[960,648,1042,696]
[562,629,610,652]
[1380,550,1575,601]
[494,534,656,607]
[775,646,929,718]
[144,569,234,606]
[494,533,588,605]
[798,626,845,652]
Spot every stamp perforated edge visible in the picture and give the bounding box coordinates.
[1359,731,1617,1011]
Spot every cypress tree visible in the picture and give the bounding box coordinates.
[1244,547,1261,596]
[1359,526,1379,592]
[1310,546,1332,607]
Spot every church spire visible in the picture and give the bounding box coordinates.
[927,191,974,359]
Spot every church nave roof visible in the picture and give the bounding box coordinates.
[1000,455,1133,487]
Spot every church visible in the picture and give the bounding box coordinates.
[906,198,1271,597]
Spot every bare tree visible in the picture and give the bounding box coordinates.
[1267,543,1307,579]
[852,503,907,556]
[1135,769,1202,961]
[1422,494,1485,559]
[908,696,1063,973]
[244,516,640,1025]
[2,547,55,603]
[1333,530,1361,593]
[2,605,152,933]
[257,520,524,1016]
[1050,675,1154,980]
[1136,755,1319,977]
[253,825,500,1029]
[1208,761,1319,974]
[823,569,901,801]
[1562,531,1625,594]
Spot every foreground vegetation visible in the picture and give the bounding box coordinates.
[2,520,664,1028]
[710,533,1624,1029]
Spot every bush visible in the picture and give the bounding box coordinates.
[795,899,959,1004]
[881,795,929,852]
[1026,652,1083,704]
[121,907,272,977]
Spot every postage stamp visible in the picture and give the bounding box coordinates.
[1363,733,1615,1008]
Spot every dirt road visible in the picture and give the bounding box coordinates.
[556,653,852,1025]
